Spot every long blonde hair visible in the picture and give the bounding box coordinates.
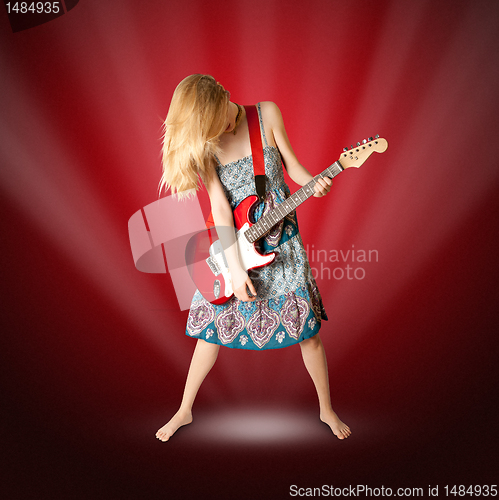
[159,74,229,199]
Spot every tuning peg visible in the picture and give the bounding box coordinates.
[356,142,360,147]
[343,147,348,152]
[350,145,353,150]
[362,139,367,144]
[375,134,379,139]
[368,137,373,141]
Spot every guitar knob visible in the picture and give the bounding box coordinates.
[375,134,379,139]
[362,139,367,144]
[368,137,373,141]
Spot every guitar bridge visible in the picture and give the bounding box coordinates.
[206,256,221,276]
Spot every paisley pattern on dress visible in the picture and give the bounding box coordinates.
[247,301,280,348]
[262,191,284,247]
[280,294,310,340]
[187,300,215,336]
[215,300,245,344]
[185,103,328,350]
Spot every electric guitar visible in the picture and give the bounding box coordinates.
[185,136,388,304]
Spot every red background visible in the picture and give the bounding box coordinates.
[1,0,498,498]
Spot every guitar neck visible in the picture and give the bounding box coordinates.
[245,160,344,243]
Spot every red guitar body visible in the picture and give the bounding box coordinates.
[185,195,277,305]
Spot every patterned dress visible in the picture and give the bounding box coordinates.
[186,103,328,350]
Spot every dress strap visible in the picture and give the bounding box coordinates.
[212,154,222,167]
[256,103,269,148]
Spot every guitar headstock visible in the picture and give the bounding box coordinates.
[339,136,388,169]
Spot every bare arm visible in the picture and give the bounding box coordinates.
[203,162,257,302]
[260,101,332,197]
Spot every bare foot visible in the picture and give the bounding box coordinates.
[320,410,351,440]
[155,410,192,442]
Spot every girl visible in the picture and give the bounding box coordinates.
[156,74,351,441]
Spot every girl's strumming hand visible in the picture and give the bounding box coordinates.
[231,267,257,302]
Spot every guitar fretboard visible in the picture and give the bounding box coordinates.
[244,161,344,243]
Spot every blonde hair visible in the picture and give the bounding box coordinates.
[159,74,229,199]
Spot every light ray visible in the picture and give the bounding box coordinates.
[0,64,188,371]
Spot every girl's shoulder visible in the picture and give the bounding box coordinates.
[257,101,284,128]
[258,101,280,114]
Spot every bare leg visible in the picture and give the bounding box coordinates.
[299,334,351,440]
[156,339,220,442]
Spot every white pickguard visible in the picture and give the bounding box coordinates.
[207,223,275,298]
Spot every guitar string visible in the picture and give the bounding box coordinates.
[245,161,343,243]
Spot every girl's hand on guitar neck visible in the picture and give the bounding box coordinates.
[230,266,257,302]
[313,176,333,197]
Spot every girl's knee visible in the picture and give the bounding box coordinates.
[300,333,321,349]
